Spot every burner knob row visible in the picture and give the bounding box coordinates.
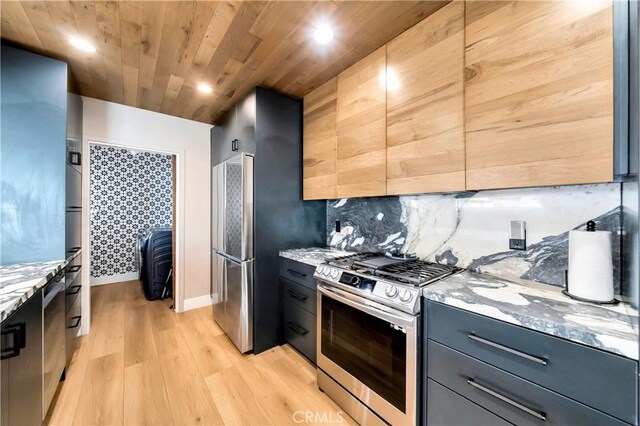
[316,266,339,280]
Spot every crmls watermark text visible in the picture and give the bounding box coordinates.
[292,410,345,424]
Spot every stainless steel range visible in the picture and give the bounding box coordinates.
[315,253,459,425]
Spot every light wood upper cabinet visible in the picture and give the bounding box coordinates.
[336,47,387,198]
[386,1,466,195]
[303,78,337,200]
[464,0,614,190]
[302,0,616,200]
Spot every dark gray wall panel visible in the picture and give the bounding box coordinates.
[253,88,326,354]
[1,45,67,265]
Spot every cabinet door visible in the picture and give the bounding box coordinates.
[336,47,387,198]
[427,379,510,426]
[386,2,465,195]
[236,90,256,154]
[65,210,82,256]
[66,165,82,209]
[303,77,338,200]
[1,290,43,425]
[465,1,614,190]
[211,110,235,167]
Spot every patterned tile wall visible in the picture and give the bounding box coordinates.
[89,145,173,278]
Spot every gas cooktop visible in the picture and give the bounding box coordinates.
[315,252,461,314]
[324,252,459,286]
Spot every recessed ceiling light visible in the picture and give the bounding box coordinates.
[68,37,96,53]
[197,83,213,94]
[313,23,334,45]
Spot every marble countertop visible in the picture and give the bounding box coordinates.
[0,251,80,322]
[279,247,354,267]
[424,270,639,360]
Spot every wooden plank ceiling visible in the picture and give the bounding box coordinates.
[0,1,447,124]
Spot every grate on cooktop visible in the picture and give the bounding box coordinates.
[324,252,459,286]
[375,261,459,286]
[325,252,379,267]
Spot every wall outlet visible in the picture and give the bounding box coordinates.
[509,238,526,250]
[509,220,526,251]
[335,220,341,233]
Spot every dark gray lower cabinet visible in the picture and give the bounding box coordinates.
[427,379,510,426]
[281,277,317,315]
[279,257,317,363]
[429,341,627,426]
[279,257,317,289]
[427,301,637,422]
[65,288,82,365]
[424,300,638,425]
[43,271,66,417]
[1,289,43,426]
[282,298,316,363]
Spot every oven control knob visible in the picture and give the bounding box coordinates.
[330,270,339,279]
[385,285,398,298]
[399,289,412,302]
[317,266,325,275]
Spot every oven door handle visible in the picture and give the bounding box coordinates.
[318,284,417,329]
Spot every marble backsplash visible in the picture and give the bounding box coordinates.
[327,184,624,293]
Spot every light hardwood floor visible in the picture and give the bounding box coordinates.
[47,280,353,426]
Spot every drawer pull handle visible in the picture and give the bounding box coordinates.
[287,322,309,336]
[67,316,82,329]
[287,289,308,302]
[66,285,81,296]
[1,322,26,360]
[468,333,547,366]
[287,269,307,279]
[467,378,546,422]
[67,265,82,273]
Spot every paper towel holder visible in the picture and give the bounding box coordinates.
[562,270,620,305]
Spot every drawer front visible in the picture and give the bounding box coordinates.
[65,210,82,257]
[427,301,637,423]
[65,293,82,365]
[65,165,82,209]
[427,379,510,426]
[279,257,317,290]
[280,277,316,315]
[65,275,82,315]
[428,341,627,426]
[282,298,316,363]
[65,255,82,287]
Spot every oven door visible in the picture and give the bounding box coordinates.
[317,283,418,426]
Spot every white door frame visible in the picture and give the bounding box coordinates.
[81,136,186,335]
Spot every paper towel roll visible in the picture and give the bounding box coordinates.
[568,230,614,302]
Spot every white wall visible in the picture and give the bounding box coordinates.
[81,97,211,333]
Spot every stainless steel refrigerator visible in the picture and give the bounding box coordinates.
[211,153,254,353]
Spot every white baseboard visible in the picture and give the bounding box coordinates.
[90,272,139,286]
[183,293,217,311]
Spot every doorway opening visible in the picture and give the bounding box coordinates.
[88,143,177,310]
